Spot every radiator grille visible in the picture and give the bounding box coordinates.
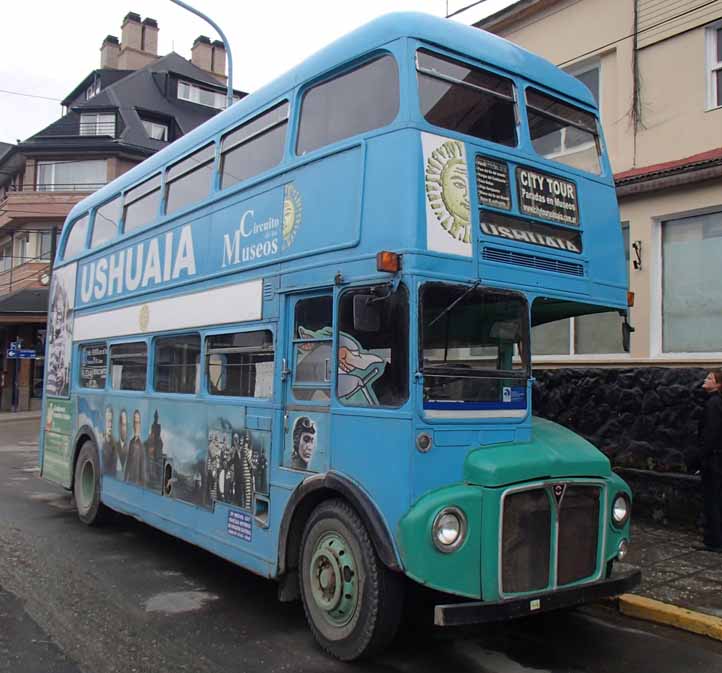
[483,247,584,277]
[501,489,552,594]
[557,486,601,586]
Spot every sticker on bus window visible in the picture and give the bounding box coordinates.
[422,133,472,257]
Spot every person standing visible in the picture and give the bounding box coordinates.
[124,409,145,486]
[698,370,722,552]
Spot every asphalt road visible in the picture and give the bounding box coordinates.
[3,418,722,673]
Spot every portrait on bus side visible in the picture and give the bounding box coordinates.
[45,263,77,398]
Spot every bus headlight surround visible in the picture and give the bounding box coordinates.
[612,493,631,527]
[618,539,629,561]
[432,507,467,553]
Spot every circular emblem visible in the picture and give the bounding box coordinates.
[282,183,302,250]
[425,140,471,244]
[139,304,150,332]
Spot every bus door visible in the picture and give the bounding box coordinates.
[280,292,333,474]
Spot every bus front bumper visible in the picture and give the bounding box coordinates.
[434,568,641,626]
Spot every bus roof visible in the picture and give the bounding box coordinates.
[66,11,596,224]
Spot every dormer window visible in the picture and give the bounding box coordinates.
[142,119,169,141]
[178,80,226,110]
[80,112,115,137]
[85,79,101,100]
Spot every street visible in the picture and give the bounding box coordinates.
[2,419,722,673]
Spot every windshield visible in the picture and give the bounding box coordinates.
[420,283,529,414]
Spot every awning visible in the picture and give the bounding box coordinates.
[0,288,49,324]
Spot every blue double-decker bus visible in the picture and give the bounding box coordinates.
[40,13,639,660]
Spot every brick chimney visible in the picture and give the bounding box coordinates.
[100,35,120,69]
[191,35,213,71]
[115,12,160,70]
[211,40,227,83]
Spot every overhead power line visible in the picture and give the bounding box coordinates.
[446,0,493,19]
[0,88,62,102]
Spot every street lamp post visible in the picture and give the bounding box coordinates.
[169,0,234,109]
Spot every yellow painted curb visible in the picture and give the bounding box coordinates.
[619,594,722,641]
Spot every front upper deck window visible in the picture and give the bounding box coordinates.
[296,54,399,155]
[526,88,601,175]
[420,284,529,410]
[63,214,89,259]
[416,49,517,147]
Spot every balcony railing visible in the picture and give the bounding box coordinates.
[8,183,107,193]
[78,121,116,137]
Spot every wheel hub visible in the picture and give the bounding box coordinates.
[309,532,357,627]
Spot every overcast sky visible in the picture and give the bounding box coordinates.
[0,0,515,145]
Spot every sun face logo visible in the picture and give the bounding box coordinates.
[282,184,302,250]
[425,140,471,244]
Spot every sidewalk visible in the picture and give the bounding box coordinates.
[0,410,41,424]
[614,519,722,637]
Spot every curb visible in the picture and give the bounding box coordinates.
[618,594,722,641]
[0,413,42,425]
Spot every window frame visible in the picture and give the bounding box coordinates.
[153,332,202,396]
[122,173,161,234]
[178,80,227,110]
[0,240,12,272]
[706,20,722,110]
[90,195,122,249]
[78,341,108,390]
[295,52,400,156]
[79,112,116,137]
[142,119,169,141]
[108,340,149,392]
[62,213,91,260]
[205,328,275,399]
[164,142,216,216]
[415,46,519,148]
[37,159,107,193]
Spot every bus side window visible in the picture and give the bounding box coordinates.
[123,174,161,233]
[63,214,90,259]
[206,330,274,398]
[90,196,121,249]
[154,334,200,394]
[220,101,288,190]
[109,342,147,391]
[165,143,215,215]
[292,297,332,402]
[337,284,409,408]
[79,342,108,389]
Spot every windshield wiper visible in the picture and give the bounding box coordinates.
[426,281,480,328]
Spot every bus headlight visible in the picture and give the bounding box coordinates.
[612,493,630,527]
[432,507,467,553]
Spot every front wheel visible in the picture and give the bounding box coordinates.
[299,499,403,660]
[73,440,110,525]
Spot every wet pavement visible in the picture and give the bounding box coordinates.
[3,418,722,672]
[621,520,722,619]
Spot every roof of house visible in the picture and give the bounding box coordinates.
[614,147,722,185]
[0,288,49,316]
[20,52,245,157]
[0,142,13,163]
[475,0,562,31]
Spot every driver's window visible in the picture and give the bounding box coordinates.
[292,296,332,402]
[336,284,408,407]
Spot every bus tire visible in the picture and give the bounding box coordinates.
[299,498,403,660]
[73,440,110,526]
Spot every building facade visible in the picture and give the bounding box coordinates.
[477,0,722,521]
[0,12,243,411]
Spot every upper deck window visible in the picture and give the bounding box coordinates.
[220,102,288,190]
[90,196,121,249]
[63,214,89,259]
[296,55,399,155]
[165,143,215,215]
[526,88,601,175]
[123,174,161,233]
[416,49,517,147]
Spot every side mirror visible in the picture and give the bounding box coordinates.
[353,294,381,332]
[622,316,635,353]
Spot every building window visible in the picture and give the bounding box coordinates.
[14,233,31,266]
[178,81,227,110]
[0,240,12,272]
[85,80,101,100]
[79,112,115,137]
[142,119,169,141]
[37,231,54,260]
[297,55,399,155]
[662,211,722,353]
[37,160,107,192]
[566,61,600,106]
[220,102,288,189]
[707,21,722,109]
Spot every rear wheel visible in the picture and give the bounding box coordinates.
[299,499,403,660]
[73,440,110,525]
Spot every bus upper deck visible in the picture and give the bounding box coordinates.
[55,12,625,320]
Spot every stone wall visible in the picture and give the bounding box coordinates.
[532,367,711,527]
